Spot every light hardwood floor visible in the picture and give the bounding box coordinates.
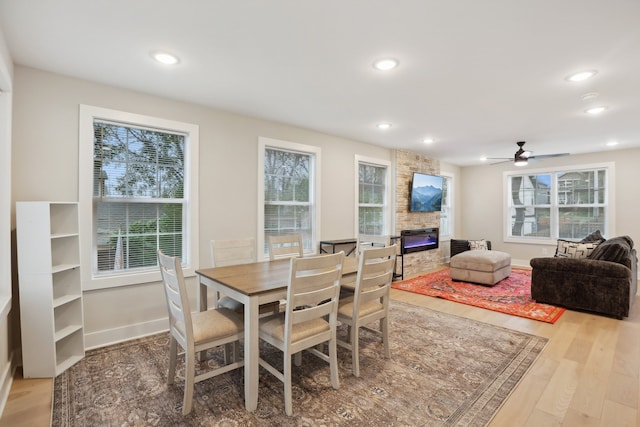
[2,280,640,426]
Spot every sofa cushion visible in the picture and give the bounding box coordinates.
[580,229,606,243]
[469,239,488,250]
[555,239,600,259]
[450,239,470,257]
[588,236,631,264]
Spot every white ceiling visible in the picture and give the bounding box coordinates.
[1,0,639,166]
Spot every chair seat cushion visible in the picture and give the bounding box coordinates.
[191,308,244,344]
[259,313,329,343]
[338,299,384,318]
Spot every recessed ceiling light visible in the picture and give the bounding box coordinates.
[585,106,607,115]
[373,58,399,71]
[423,138,434,144]
[151,51,180,65]
[376,122,392,130]
[566,70,597,82]
[606,140,619,147]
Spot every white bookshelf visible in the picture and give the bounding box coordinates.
[16,202,85,378]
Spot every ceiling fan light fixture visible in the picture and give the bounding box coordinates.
[514,157,528,166]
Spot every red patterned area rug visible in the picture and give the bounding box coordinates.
[392,267,565,323]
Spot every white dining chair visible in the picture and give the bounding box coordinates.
[158,250,244,415]
[342,234,392,292]
[355,234,391,256]
[337,244,396,377]
[268,234,304,260]
[257,251,344,415]
[210,238,280,315]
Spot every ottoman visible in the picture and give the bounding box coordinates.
[450,250,511,286]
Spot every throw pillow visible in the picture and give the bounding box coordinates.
[555,239,600,259]
[580,229,606,243]
[588,236,631,264]
[469,239,488,250]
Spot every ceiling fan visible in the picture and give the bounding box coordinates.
[488,141,569,166]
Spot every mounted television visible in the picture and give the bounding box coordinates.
[409,172,443,212]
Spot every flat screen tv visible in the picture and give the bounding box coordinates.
[410,172,443,212]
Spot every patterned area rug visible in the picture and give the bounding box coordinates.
[392,268,565,323]
[53,301,547,426]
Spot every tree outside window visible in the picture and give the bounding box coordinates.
[263,148,313,253]
[93,122,185,273]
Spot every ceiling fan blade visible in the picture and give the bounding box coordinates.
[529,153,570,159]
[485,157,512,160]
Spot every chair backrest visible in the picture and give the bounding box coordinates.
[268,234,304,260]
[284,252,344,345]
[157,250,193,350]
[356,234,391,255]
[210,238,256,267]
[352,244,397,316]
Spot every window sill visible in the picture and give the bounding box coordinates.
[83,266,197,291]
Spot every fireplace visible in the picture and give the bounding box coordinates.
[401,228,439,254]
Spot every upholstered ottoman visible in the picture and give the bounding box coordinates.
[450,250,511,286]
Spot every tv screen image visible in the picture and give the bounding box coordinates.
[410,172,443,212]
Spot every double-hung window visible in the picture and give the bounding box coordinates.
[356,156,390,235]
[505,163,612,243]
[258,137,320,259]
[439,174,453,238]
[79,106,199,289]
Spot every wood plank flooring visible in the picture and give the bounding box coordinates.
[2,278,640,426]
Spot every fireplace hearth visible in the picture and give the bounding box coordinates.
[401,228,439,254]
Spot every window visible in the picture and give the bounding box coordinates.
[79,106,199,290]
[439,174,453,238]
[356,156,391,235]
[505,163,613,243]
[258,137,320,259]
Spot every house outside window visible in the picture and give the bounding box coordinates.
[505,163,612,243]
[356,156,390,235]
[79,106,199,290]
[258,137,320,259]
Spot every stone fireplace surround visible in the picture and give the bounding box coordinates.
[395,150,442,278]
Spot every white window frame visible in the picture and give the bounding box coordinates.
[439,173,454,239]
[79,105,199,290]
[354,155,391,236]
[257,136,321,261]
[503,162,614,245]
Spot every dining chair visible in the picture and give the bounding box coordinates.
[355,234,391,256]
[158,250,245,415]
[337,244,396,377]
[210,238,280,315]
[267,234,304,260]
[257,251,345,416]
[342,234,392,292]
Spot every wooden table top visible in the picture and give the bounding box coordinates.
[196,255,358,296]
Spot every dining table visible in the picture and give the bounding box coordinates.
[195,254,358,412]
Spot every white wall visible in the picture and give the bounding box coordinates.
[11,66,392,347]
[0,24,14,416]
[459,149,640,266]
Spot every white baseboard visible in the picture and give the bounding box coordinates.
[84,318,169,350]
[511,258,531,268]
[0,350,16,419]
